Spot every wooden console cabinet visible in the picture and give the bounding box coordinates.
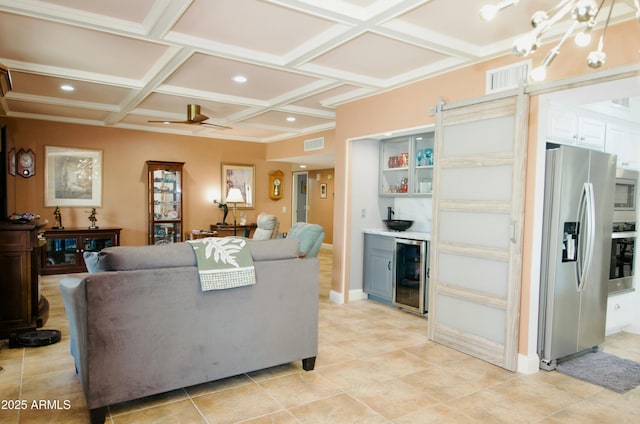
[209,223,257,238]
[41,227,121,275]
[0,222,49,339]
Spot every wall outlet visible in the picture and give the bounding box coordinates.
[282,206,286,213]
[361,208,366,218]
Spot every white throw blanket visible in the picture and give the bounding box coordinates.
[187,237,256,291]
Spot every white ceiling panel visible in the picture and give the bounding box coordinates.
[0,12,168,79]
[171,0,339,56]
[162,53,322,101]
[307,31,451,81]
[9,71,134,105]
[38,0,156,23]
[0,0,637,154]
[137,93,249,118]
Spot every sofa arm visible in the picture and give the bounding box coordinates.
[59,277,89,393]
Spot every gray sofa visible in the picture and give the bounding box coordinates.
[59,238,319,424]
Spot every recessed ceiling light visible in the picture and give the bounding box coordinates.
[299,164,307,169]
[286,116,296,122]
[60,84,75,92]
[232,75,247,83]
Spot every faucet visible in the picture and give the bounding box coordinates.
[387,206,394,221]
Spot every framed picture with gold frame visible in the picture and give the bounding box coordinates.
[222,163,255,209]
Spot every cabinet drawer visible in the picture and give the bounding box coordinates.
[606,292,635,334]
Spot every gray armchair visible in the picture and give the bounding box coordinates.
[286,222,325,258]
[252,213,280,240]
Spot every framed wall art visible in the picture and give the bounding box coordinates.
[221,163,255,209]
[320,183,327,199]
[45,146,103,207]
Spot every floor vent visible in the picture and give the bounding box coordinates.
[486,60,530,94]
[304,137,324,151]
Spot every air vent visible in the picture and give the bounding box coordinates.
[611,98,630,108]
[485,61,530,94]
[304,137,324,151]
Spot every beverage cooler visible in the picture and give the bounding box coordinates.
[393,238,429,315]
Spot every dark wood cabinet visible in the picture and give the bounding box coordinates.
[147,161,184,245]
[209,223,257,238]
[0,222,48,339]
[41,227,121,275]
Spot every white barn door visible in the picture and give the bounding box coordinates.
[428,94,529,371]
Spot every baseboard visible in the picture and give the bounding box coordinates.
[349,289,367,301]
[517,352,540,374]
[329,290,344,304]
[625,324,640,335]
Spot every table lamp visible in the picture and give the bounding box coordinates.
[225,188,244,236]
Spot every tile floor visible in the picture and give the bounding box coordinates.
[1,247,640,423]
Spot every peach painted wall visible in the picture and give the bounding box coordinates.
[265,129,335,161]
[333,20,639,356]
[6,119,294,245]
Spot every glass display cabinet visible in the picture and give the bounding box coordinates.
[147,161,184,245]
[380,131,434,196]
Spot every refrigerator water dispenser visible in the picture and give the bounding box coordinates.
[562,222,578,262]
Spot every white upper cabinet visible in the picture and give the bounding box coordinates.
[379,132,434,197]
[547,104,606,150]
[605,122,640,170]
[578,116,607,150]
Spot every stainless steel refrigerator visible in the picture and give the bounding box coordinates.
[538,144,615,371]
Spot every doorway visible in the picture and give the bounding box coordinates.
[292,171,308,224]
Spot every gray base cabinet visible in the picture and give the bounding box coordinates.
[363,234,393,303]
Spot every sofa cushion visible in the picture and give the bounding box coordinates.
[84,243,196,272]
[84,238,302,272]
[246,238,300,260]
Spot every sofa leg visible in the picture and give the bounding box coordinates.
[89,407,107,424]
[302,357,316,371]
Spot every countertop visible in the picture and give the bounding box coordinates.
[363,228,430,241]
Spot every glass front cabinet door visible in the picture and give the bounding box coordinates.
[380,131,434,196]
[41,228,121,274]
[147,161,184,245]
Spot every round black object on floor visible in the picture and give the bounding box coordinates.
[16,329,61,347]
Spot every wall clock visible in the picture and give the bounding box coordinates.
[269,170,284,200]
[16,148,35,178]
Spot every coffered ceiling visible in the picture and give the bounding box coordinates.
[0,0,637,145]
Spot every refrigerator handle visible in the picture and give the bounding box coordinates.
[584,182,596,287]
[576,182,596,291]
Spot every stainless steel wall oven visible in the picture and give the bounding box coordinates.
[609,221,636,294]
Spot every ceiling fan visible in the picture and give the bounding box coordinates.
[148,104,231,129]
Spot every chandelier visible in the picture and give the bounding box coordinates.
[480,0,640,81]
